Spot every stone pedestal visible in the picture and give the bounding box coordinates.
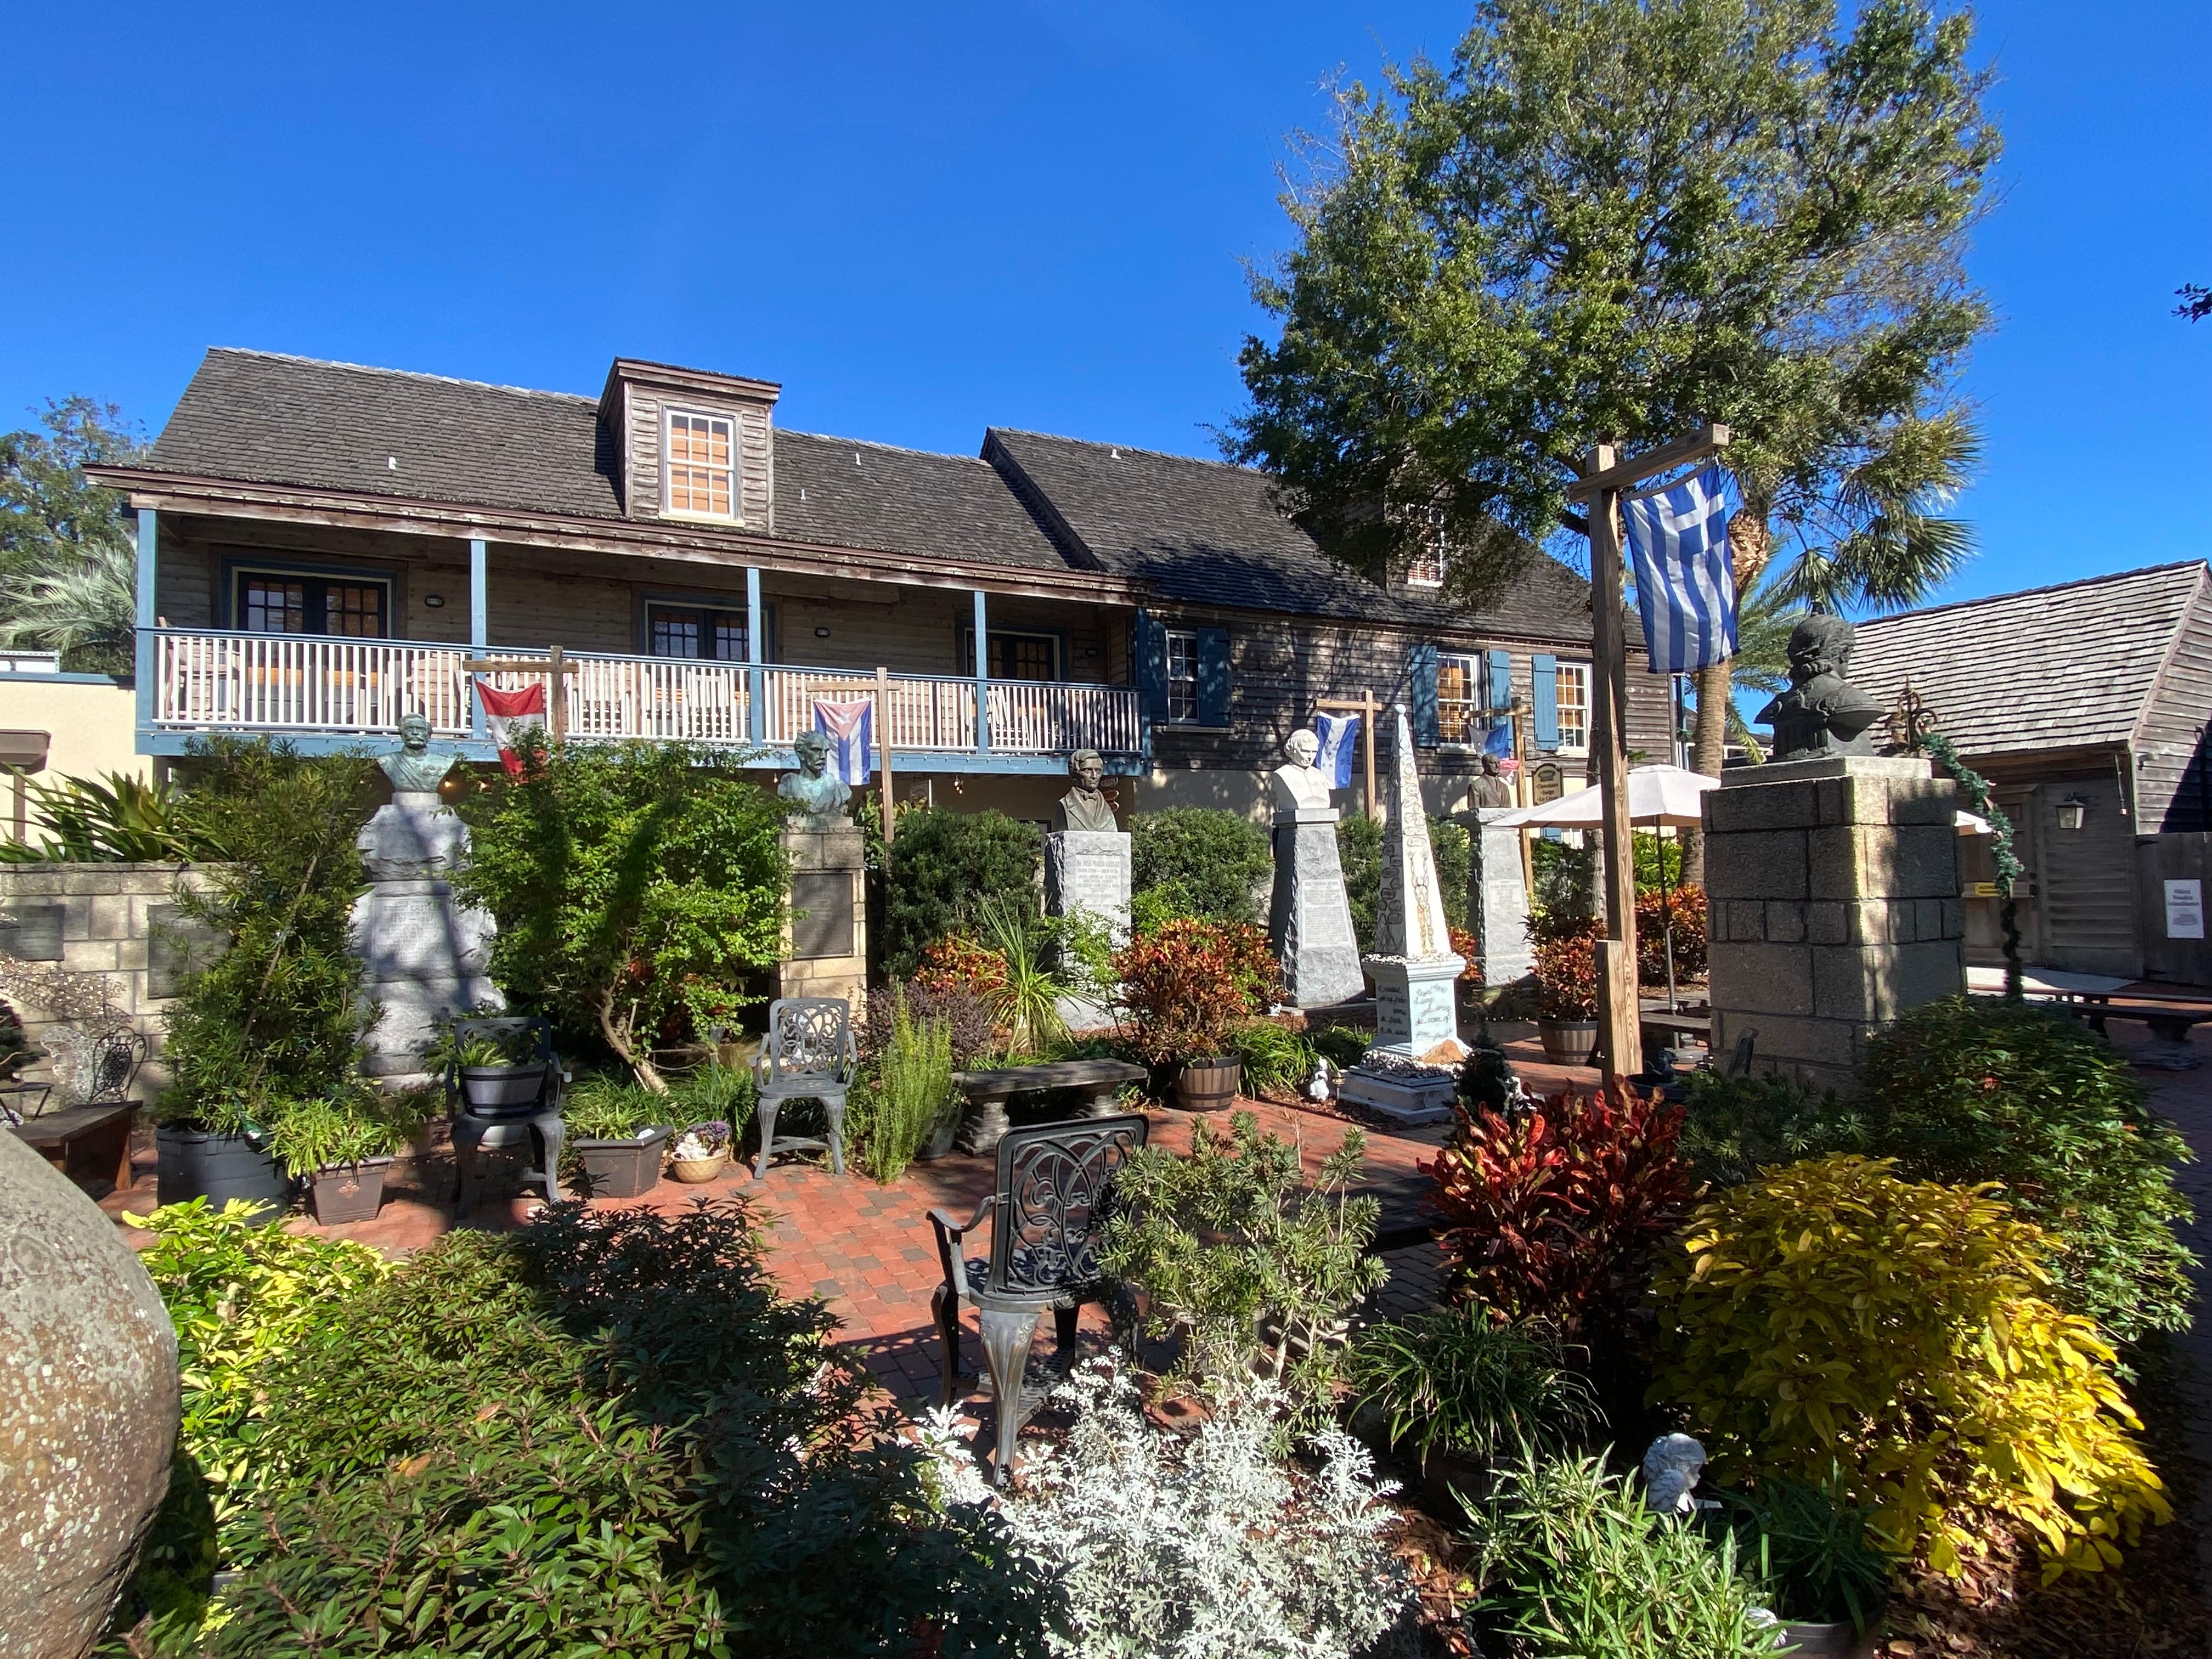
[1336,1062,1458,1126]
[1362,954,1466,1059]
[1703,754,1965,1091]
[780,823,868,1012]
[1466,806,1534,986]
[352,791,501,1081]
[1046,830,1131,1032]
[1268,808,1365,1008]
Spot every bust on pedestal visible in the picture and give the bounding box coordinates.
[1464,755,1533,986]
[1046,750,1130,1031]
[1266,730,1363,1008]
[778,730,868,1011]
[353,715,503,1081]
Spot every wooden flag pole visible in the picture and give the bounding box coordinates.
[1577,424,1730,1082]
[467,645,582,745]
[874,664,896,846]
[1314,690,1384,822]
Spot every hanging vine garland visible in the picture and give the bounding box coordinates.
[1910,729,2023,1001]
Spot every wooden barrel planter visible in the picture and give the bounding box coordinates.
[1173,1057,1240,1112]
[1536,1018,1599,1066]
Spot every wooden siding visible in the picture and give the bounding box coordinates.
[2133,581,2212,832]
[619,382,773,530]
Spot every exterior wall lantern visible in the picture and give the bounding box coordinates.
[2056,793,2089,831]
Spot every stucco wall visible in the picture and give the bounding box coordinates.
[0,676,146,848]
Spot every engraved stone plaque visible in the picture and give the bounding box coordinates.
[0,904,64,963]
[147,905,224,999]
[1045,830,1131,946]
[791,870,856,961]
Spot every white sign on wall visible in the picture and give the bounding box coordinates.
[2164,879,2204,940]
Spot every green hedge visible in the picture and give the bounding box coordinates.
[1131,808,1273,926]
[882,808,1041,973]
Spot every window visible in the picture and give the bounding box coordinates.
[1555,662,1590,752]
[1165,629,1199,722]
[665,411,736,518]
[960,629,1060,682]
[234,571,389,637]
[1436,652,1482,744]
[646,602,748,662]
[1406,508,1448,587]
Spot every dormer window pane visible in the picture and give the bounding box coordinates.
[1407,507,1447,587]
[668,412,735,517]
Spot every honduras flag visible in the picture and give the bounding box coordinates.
[811,697,874,787]
[1314,712,1359,789]
[1622,464,1738,674]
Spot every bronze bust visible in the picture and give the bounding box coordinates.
[1757,614,1885,762]
[380,713,455,795]
[1053,749,1119,833]
[1469,752,1514,810]
[778,729,853,824]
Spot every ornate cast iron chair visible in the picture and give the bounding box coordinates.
[929,1113,1149,1482]
[444,1015,566,1213]
[752,997,856,1181]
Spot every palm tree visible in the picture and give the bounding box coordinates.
[0,534,136,673]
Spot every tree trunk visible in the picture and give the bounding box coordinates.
[595,988,668,1094]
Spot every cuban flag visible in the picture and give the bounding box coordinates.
[1622,464,1739,674]
[476,679,546,777]
[811,697,874,787]
[1314,712,1359,789]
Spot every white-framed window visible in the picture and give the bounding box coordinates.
[1406,509,1448,588]
[1437,651,1482,744]
[1555,662,1591,752]
[1165,629,1200,723]
[664,410,736,519]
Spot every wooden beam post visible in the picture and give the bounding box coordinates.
[468,538,489,744]
[1363,688,1380,823]
[466,649,582,750]
[875,664,896,846]
[1585,444,1641,1083]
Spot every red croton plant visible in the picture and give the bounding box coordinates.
[1114,917,1278,1068]
[1426,1081,1693,1331]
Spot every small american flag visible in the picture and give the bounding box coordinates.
[1622,464,1739,674]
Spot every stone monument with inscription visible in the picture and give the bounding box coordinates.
[777,731,868,1011]
[1046,749,1130,1030]
[1465,806,1534,988]
[1337,707,1468,1125]
[352,717,503,1081]
[1266,729,1363,1008]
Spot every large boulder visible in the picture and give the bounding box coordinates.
[0,1130,178,1658]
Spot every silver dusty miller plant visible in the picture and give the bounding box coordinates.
[921,1357,1417,1658]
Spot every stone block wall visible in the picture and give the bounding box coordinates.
[0,863,216,1103]
[1704,757,1964,1090]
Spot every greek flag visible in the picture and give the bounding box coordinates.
[1315,713,1359,789]
[1623,464,1738,673]
[811,697,874,786]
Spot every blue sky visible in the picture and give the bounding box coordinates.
[3,1,2205,612]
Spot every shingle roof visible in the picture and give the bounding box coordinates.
[1850,561,2208,757]
[983,427,1596,642]
[775,431,1069,569]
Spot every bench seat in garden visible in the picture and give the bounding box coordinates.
[951,1058,1149,1154]
[11,1102,136,1197]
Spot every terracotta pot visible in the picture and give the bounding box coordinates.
[309,1158,392,1224]
[1536,1018,1599,1066]
[1174,1057,1240,1112]
[669,1152,729,1184]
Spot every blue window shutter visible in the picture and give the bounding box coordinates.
[1135,611,1168,721]
[1409,642,1440,746]
[1532,653,1560,749]
[1486,648,1514,713]
[1197,626,1232,726]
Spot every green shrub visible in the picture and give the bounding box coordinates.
[1472,1452,1776,1659]
[1530,834,1596,923]
[1713,1472,1893,1632]
[1132,807,1272,926]
[562,1071,669,1139]
[0,769,223,864]
[883,807,1041,973]
[1310,1024,1371,1072]
[1350,1308,1599,1464]
[459,737,789,1092]
[1223,1018,1317,1097]
[1429,814,1470,930]
[263,1089,430,1177]
[862,989,956,1184]
[123,1200,1058,1656]
[1676,1068,1864,1189]
[673,1058,758,1141]
[158,739,379,1137]
[1101,1110,1384,1423]
[1858,994,2197,1345]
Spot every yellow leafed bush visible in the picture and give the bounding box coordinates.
[1647,1155,2169,1579]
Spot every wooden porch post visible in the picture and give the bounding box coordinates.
[134,509,157,740]
[469,537,488,743]
[971,589,990,753]
[875,664,895,845]
[746,567,765,745]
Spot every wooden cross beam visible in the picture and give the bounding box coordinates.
[1313,689,1383,822]
[466,645,582,745]
[1578,424,1732,1082]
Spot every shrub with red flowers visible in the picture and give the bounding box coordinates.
[1115,918,1278,1068]
[911,933,1009,1000]
[1530,923,1600,1020]
[1635,885,1707,984]
[1428,1081,1693,1331]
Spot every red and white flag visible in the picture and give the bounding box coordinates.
[476,679,546,777]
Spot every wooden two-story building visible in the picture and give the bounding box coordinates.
[87,348,1669,821]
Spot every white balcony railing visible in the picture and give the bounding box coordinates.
[148,630,1143,757]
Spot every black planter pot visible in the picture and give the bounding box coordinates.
[912,1105,964,1164]
[571,1126,669,1199]
[460,1063,549,1113]
[309,1158,393,1225]
[156,1126,291,1222]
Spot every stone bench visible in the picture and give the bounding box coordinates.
[951,1058,1150,1154]
[2052,999,2212,1070]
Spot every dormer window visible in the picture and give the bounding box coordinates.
[665,410,736,519]
[1407,506,1447,588]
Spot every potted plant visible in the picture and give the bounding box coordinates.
[447,1028,550,1114]
[1530,924,1600,1066]
[668,1119,732,1183]
[1114,917,1278,1110]
[154,1114,292,1222]
[266,1091,422,1224]
[562,1078,670,1199]
[1709,1476,1891,1658]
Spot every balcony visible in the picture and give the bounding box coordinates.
[144,629,1144,770]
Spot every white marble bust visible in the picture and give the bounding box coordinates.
[1270,729,1336,816]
